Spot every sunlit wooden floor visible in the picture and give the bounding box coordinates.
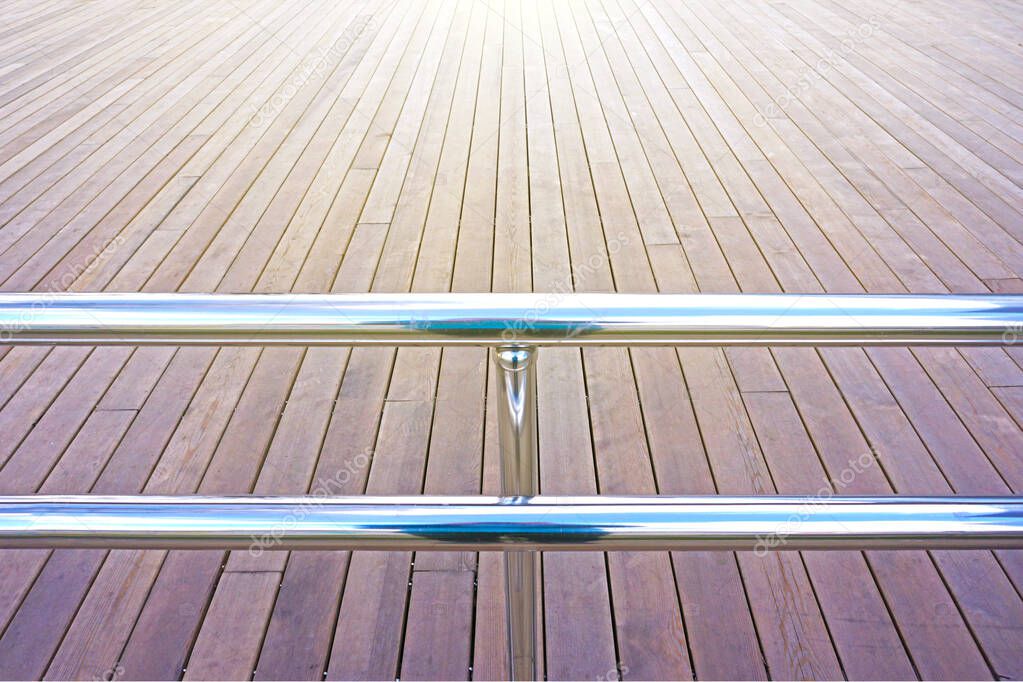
[1,0,1023,679]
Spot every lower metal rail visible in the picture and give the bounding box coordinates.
[2,495,1022,551]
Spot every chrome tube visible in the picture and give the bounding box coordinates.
[1,495,1022,551]
[495,348,540,502]
[495,347,541,680]
[1,293,1022,346]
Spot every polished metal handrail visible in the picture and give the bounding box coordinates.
[1,292,1022,345]
[2,292,1022,680]
[3,495,1022,550]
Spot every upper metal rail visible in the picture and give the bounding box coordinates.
[2,495,1022,551]
[1,292,1022,346]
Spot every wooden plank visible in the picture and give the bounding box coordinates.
[193,0,462,668]
[620,3,881,678]
[745,392,917,679]
[183,572,282,681]
[642,0,1023,674]
[553,2,692,677]
[399,3,485,680]
[3,1,1023,678]
[325,399,435,680]
[96,7,416,675]
[639,247,767,681]
[0,347,215,680]
[15,4,390,678]
[131,3,456,678]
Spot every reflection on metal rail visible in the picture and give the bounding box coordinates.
[2,292,1023,680]
[1,292,1022,345]
[2,495,1022,551]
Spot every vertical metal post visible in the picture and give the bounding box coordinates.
[495,346,541,681]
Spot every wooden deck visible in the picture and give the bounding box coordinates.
[1,0,1023,679]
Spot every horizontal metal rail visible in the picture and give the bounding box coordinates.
[2,495,1022,551]
[1,292,1022,345]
